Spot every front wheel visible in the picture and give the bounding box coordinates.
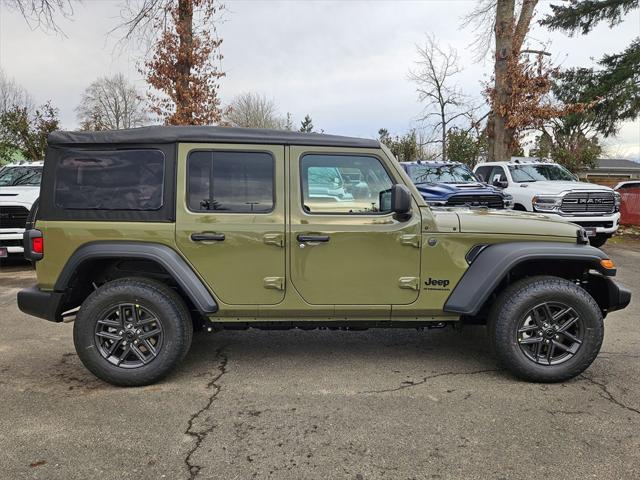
[589,234,609,248]
[489,276,603,382]
[73,277,193,386]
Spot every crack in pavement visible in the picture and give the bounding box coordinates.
[580,373,640,416]
[599,351,640,359]
[184,347,229,479]
[360,369,500,394]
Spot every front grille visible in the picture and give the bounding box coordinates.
[575,221,614,228]
[446,194,504,209]
[560,192,615,215]
[0,206,29,229]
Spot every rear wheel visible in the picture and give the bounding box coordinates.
[489,276,603,382]
[73,277,193,386]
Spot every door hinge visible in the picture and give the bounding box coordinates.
[398,277,420,290]
[263,233,284,247]
[399,234,420,248]
[263,277,285,291]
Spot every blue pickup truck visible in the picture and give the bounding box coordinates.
[400,161,513,209]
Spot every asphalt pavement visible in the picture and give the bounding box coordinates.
[0,243,638,480]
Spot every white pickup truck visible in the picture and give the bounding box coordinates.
[474,159,620,247]
[0,162,42,258]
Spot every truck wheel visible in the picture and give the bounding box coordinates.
[73,277,193,386]
[589,234,609,248]
[489,276,603,382]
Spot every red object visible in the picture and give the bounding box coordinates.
[32,236,43,254]
[619,187,640,226]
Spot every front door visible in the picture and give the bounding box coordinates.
[175,143,285,305]
[289,147,421,306]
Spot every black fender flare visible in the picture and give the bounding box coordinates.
[443,242,611,316]
[54,241,218,313]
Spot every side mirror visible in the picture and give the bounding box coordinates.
[493,179,508,189]
[380,184,412,214]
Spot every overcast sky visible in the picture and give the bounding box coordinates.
[0,0,638,159]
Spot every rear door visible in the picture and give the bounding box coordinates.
[175,143,286,305]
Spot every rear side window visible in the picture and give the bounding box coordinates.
[55,150,165,210]
[187,151,274,213]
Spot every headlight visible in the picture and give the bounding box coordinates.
[503,194,514,209]
[614,191,621,212]
[426,200,448,207]
[532,195,562,212]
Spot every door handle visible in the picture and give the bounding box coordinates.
[191,232,225,242]
[297,234,330,243]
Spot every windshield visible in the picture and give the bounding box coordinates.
[406,164,477,184]
[508,164,575,182]
[0,166,43,186]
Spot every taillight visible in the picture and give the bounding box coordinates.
[23,229,43,261]
[32,236,43,254]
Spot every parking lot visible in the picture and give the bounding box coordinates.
[0,241,638,480]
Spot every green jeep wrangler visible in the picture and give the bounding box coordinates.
[18,126,631,386]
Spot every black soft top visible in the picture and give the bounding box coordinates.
[48,125,380,149]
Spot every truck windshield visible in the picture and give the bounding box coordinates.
[0,166,43,186]
[407,164,477,184]
[509,164,575,182]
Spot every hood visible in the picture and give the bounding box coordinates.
[415,182,503,200]
[454,207,580,239]
[514,180,613,194]
[0,185,40,207]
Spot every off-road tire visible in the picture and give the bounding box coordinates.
[73,277,193,386]
[25,197,40,268]
[489,276,603,382]
[24,197,39,231]
[589,234,609,248]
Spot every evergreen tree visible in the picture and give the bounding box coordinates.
[0,101,59,163]
[542,0,639,137]
[299,114,314,133]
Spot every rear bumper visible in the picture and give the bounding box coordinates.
[17,285,64,322]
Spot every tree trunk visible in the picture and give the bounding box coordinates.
[174,0,194,124]
[488,0,515,161]
[487,0,538,161]
[441,105,447,160]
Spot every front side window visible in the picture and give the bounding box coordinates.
[55,150,165,210]
[188,151,274,213]
[509,164,575,182]
[301,154,393,214]
[406,164,477,184]
[0,166,42,186]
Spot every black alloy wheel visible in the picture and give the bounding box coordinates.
[516,302,584,366]
[94,303,164,368]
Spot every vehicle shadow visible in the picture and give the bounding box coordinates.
[180,324,498,378]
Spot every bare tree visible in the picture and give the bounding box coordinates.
[128,0,226,125]
[409,35,478,160]
[225,93,287,129]
[76,73,148,130]
[0,68,33,114]
[3,0,76,34]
